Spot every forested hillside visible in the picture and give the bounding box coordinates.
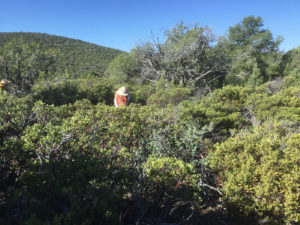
[0,16,299,225]
[0,32,123,78]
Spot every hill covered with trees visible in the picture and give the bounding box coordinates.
[0,32,123,80]
[0,16,299,225]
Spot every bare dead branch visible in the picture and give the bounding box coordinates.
[49,132,73,162]
[195,64,218,82]
[88,125,100,141]
[199,181,223,196]
[143,78,159,83]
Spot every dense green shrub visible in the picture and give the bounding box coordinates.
[2,80,300,224]
[147,86,191,107]
[1,100,212,224]
[0,92,35,193]
[104,52,141,84]
[0,92,33,136]
[22,101,212,166]
[179,85,253,141]
[282,70,300,88]
[209,122,300,223]
[144,156,201,202]
[127,83,156,105]
[32,78,114,106]
[246,86,300,122]
[1,151,131,225]
[283,46,300,77]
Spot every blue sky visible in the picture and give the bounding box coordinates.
[1,0,299,52]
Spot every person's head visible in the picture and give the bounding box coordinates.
[116,87,129,96]
[0,79,10,90]
[0,79,10,85]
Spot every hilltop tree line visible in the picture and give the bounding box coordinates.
[0,16,299,225]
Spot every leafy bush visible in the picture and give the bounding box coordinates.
[147,85,191,107]
[246,86,300,122]
[32,78,114,106]
[179,85,253,141]
[209,122,300,223]
[282,69,300,88]
[4,100,213,224]
[128,83,156,105]
[104,52,141,84]
[0,92,35,194]
[1,152,131,225]
[144,156,201,203]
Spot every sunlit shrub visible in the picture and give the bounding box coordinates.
[144,156,201,202]
[209,122,300,223]
[246,86,300,122]
[188,85,252,140]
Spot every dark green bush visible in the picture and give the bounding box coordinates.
[1,152,131,225]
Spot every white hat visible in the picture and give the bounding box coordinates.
[0,79,10,85]
[116,87,129,96]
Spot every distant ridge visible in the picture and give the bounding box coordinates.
[0,32,124,76]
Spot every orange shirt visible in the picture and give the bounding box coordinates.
[114,93,129,107]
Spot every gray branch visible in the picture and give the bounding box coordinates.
[49,133,73,162]
[199,180,223,196]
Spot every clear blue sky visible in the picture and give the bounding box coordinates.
[1,0,299,52]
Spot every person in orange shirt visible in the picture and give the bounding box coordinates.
[114,87,130,108]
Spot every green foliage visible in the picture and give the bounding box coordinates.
[1,101,212,224]
[225,16,283,86]
[0,32,123,78]
[147,84,191,107]
[0,92,35,206]
[283,46,300,77]
[246,86,300,122]
[144,156,201,201]
[32,78,114,105]
[0,39,56,90]
[21,100,211,166]
[247,62,263,87]
[1,16,300,225]
[1,152,131,225]
[133,21,226,89]
[195,85,252,138]
[0,92,32,136]
[209,123,300,223]
[282,69,300,87]
[105,52,140,84]
[128,83,156,105]
[228,16,281,51]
